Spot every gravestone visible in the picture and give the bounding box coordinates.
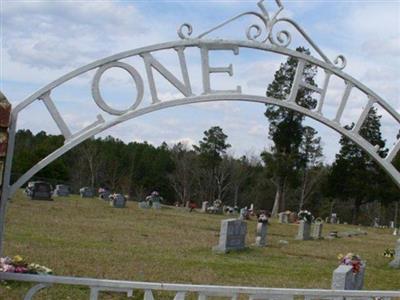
[29,181,52,201]
[389,221,395,229]
[330,213,338,224]
[213,219,247,253]
[255,222,268,247]
[296,220,311,240]
[152,201,161,209]
[311,222,323,239]
[110,194,126,208]
[79,187,94,198]
[278,212,288,224]
[332,263,366,290]
[53,184,69,197]
[138,201,149,209]
[98,188,110,201]
[288,212,298,223]
[201,201,208,212]
[389,238,400,268]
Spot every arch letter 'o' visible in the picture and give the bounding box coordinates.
[92,61,144,116]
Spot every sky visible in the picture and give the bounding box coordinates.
[1,0,399,163]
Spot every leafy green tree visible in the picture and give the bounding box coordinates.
[263,47,319,216]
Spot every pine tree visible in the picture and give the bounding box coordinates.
[263,47,320,216]
[194,126,231,202]
[329,107,388,224]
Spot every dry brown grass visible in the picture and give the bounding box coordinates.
[0,191,399,299]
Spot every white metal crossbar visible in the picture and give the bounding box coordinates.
[0,273,399,300]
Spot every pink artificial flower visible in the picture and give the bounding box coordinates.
[3,264,15,272]
[14,266,28,273]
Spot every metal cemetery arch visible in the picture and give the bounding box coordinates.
[1,0,400,255]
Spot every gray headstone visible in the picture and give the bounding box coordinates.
[389,238,400,268]
[152,201,161,209]
[278,212,288,224]
[296,220,311,240]
[53,184,69,197]
[389,221,395,229]
[138,201,149,209]
[29,182,52,201]
[255,222,268,247]
[332,263,366,290]
[213,219,247,253]
[311,222,323,239]
[110,194,126,208]
[201,201,208,212]
[79,187,94,198]
[330,213,337,224]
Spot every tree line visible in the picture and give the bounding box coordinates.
[11,48,399,225]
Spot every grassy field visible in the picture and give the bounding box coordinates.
[0,191,399,299]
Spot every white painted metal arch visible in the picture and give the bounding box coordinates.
[3,39,400,203]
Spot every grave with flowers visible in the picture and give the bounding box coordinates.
[332,253,366,290]
[296,210,314,240]
[0,255,52,276]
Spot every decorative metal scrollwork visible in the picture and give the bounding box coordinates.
[177,0,347,70]
[24,283,52,300]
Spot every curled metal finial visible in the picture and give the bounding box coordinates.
[275,29,291,47]
[246,24,263,41]
[177,23,193,39]
[333,55,347,70]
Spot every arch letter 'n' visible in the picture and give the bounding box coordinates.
[141,48,193,104]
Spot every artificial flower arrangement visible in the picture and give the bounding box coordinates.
[0,255,52,275]
[297,210,314,224]
[337,253,362,273]
[383,248,395,258]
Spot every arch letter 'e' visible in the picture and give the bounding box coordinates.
[92,61,144,116]
[201,45,242,95]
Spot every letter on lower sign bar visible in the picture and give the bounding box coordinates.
[39,92,72,139]
[352,97,376,133]
[141,49,193,104]
[333,82,353,124]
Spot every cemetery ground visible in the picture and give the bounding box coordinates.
[0,191,398,299]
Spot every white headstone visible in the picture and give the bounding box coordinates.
[296,220,311,240]
[255,222,268,247]
[311,222,323,239]
[389,238,400,268]
[213,219,247,253]
[201,201,208,212]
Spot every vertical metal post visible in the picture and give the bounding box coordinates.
[0,91,11,256]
